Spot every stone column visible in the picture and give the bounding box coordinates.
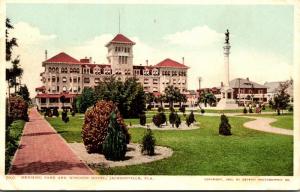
[223,43,231,87]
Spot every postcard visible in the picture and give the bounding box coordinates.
[1,0,299,190]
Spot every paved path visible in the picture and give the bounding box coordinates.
[242,116,293,136]
[9,108,94,175]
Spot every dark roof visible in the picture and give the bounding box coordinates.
[229,78,268,89]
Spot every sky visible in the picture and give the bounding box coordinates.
[6,3,294,96]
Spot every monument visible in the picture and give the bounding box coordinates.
[216,29,239,109]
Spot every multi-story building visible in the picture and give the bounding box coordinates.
[35,33,189,110]
[197,77,268,106]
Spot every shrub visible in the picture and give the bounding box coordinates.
[249,107,253,113]
[179,105,186,114]
[139,112,146,126]
[71,110,76,117]
[152,112,167,128]
[186,111,196,127]
[243,107,248,114]
[53,108,59,117]
[62,110,69,123]
[7,95,29,125]
[82,100,130,153]
[141,128,155,156]
[102,112,127,161]
[262,104,266,110]
[175,113,181,128]
[169,106,175,112]
[169,111,176,128]
[288,105,293,112]
[158,106,164,112]
[146,104,153,111]
[201,109,205,114]
[219,114,232,136]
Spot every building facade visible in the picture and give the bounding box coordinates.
[35,34,189,110]
[198,78,268,106]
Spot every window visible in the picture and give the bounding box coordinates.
[152,69,158,76]
[57,77,59,82]
[70,77,72,83]
[84,78,90,83]
[62,77,67,83]
[41,98,46,104]
[134,69,140,76]
[73,77,77,83]
[52,76,56,82]
[78,77,80,83]
[95,78,100,83]
[63,86,67,92]
[57,86,59,92]
[153,78,158,84]
[143,69,149,76]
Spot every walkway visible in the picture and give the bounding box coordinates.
[242,116,293,136]
[9,108,94,175]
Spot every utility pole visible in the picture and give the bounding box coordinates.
[238,78,241,106]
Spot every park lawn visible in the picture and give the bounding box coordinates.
[241,113,293,130]
[46,113,293,176]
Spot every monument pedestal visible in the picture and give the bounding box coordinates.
[216,86,239,109]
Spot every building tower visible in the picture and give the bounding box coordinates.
[216,29,239,109]
[105,34,135,81]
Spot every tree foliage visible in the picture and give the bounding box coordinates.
[17,85,30,103]
[82,100,130,154]
[94,77,146,118]
[219,114,232,136]
[164,85,185,108]
[102,111,127,161]
[269,81,291,115]
[198,92,217,107]
[141,128,156,156]
[77,87,96,113]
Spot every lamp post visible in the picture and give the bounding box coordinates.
[198,77,202,108]
[237,78,241,106]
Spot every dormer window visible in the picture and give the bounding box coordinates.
[143,69,149,76]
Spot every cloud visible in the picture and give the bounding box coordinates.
[65,34,113,64]
[7,22,56,97]
[12,22,291,97]
[163,25,223,47]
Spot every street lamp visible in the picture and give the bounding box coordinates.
[198,77,202,98]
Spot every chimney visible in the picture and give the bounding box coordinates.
[146,59,148,66]
[89,57,92,63]
[221,81,224,87]
[182,57,185,64]
[45,50,48,60]
[246,77,249,81]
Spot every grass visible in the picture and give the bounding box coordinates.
[46,112,293,176]
[5,120,26,173]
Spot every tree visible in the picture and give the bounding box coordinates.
[155,94,166,107]
[141,128,156,156]
[164,85,181,108]
[169,110,176,127]
[94,77,146,118]
[102,111,127,161]
[77,87,95,113]
[219,114,232,136]
[17,85,30,104]
[6,19,23,95]
[198,92,217,107]
[145,92,155,107]
[269,81,290,115]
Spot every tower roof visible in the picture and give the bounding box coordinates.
[106,34,135,46]
[43,52,81,64]
[154,58,189,68]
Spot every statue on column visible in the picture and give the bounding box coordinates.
[225,29,230,44]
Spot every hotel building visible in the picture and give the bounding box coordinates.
[35,34,189,110]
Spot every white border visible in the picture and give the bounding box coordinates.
[1,0,299,190]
